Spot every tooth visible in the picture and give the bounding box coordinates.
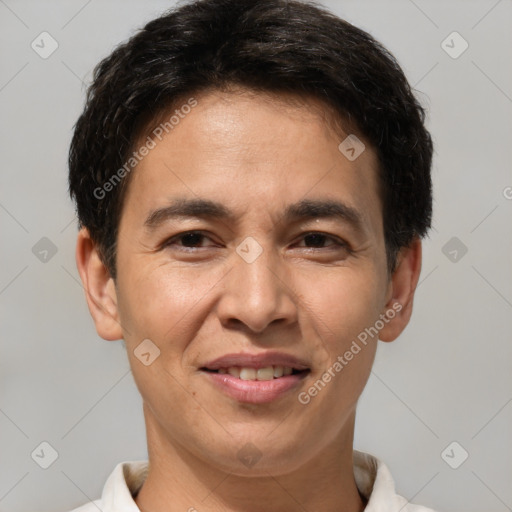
[256,367,274,381]
[239,368,257,380]
[228,367,240,378]
[221,365,297,380]
[273,366,284,378]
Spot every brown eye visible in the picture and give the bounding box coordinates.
[162,231,214,250]
[178,232,206,247]
[297,232,349,250]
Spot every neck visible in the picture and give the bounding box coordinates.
[135,404,366,512]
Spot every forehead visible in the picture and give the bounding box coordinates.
[121,89,383,235]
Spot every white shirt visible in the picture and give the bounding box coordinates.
[68,450,437,512]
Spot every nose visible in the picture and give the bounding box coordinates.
[215,242,298,334]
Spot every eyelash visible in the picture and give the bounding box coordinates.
[161,230,350,252]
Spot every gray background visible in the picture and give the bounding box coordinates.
[1,0,511,511]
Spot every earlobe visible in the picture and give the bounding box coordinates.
[75,228,123,341]
[379,237,422,342]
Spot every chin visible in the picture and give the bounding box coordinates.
[199,431,310,476]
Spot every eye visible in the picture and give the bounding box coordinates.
[295,232,349,250]
[161,230,215,250]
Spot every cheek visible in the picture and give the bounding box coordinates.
[299,266,385,345]
[295,270,383,424]
[114,265,213,412]
[116,262,227,347]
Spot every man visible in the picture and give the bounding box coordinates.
[67,0,435,510]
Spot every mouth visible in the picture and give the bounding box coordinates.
[199,352,311,404]
[201,365,309,380]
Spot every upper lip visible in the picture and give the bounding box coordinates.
[201,352,310,371]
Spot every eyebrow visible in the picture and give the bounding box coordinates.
[143,197,364,233]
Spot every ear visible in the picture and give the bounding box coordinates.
[75,228,123,341]
[379,236,422,342]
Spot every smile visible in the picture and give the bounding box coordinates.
[203,365,305,380]
[200,367,309,404]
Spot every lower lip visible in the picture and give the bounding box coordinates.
[202,371,307,404]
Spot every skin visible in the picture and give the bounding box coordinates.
[76,87,422,512]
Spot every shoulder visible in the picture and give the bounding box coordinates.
[63,460,149,512]
[353,450,439,512]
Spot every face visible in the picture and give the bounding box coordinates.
[78,88,419,476]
